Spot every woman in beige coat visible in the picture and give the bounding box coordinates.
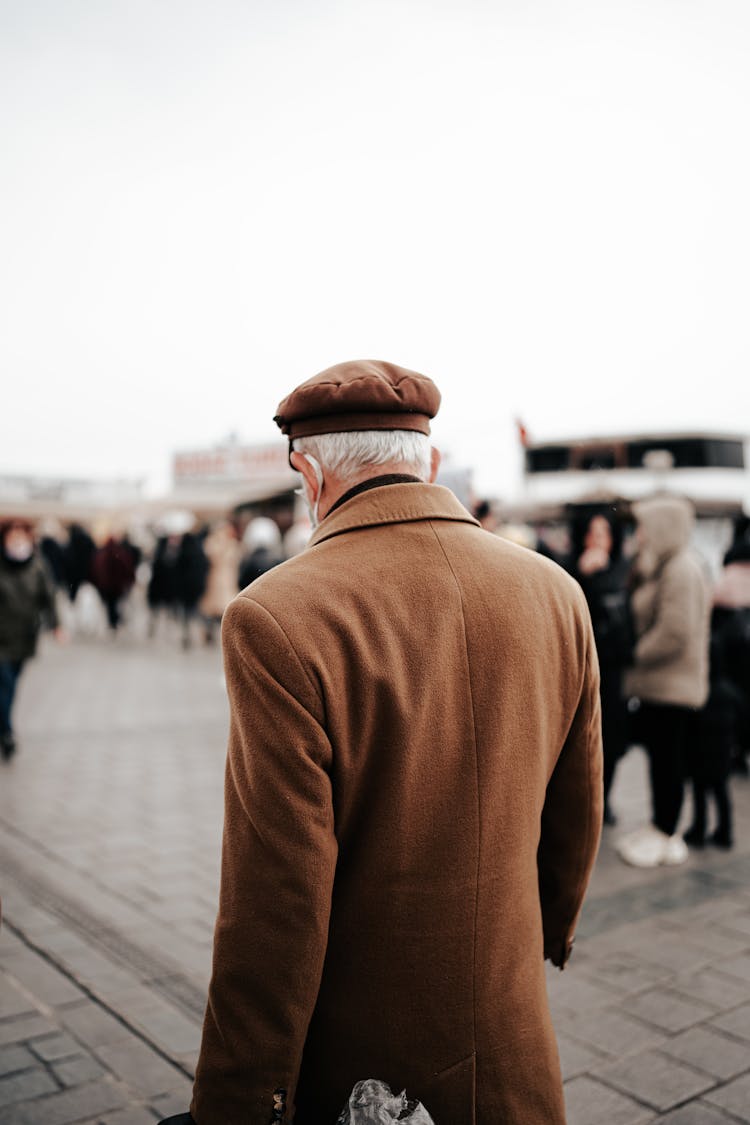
[618,496,711,868]
[200,522,240,641]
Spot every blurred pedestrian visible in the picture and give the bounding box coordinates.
[90,535,138,632]
[238,516,283,589]
[0,519,60,760]
[683,603,740,850]
[617,496,711,868]
[200,522,240,643]
[166,359,602,1125]
[473,498,497,531]
[63,523,96,602]
[716,515,750,774]
[148,519,209,649]
[38,519,68,590]
[568,510,632,824]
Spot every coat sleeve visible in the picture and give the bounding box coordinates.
[634,556,697,667]
[537,600,603,969]
[190,595,337,1125]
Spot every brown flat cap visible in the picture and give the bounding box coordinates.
[274,359,441,443]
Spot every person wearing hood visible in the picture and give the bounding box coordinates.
[237,516,284,589]
[0,519,60,760]
[617,496,711,868]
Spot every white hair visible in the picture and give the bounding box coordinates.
[293,430,431,482]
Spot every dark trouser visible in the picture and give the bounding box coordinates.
[0,660,24,736]
[103,595,121,630]
[639,701,693,836]
[601,665,627,809]
[686,715,733,842]
[690,777,732,842]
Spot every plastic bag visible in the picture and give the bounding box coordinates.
[336,1079,436,1124]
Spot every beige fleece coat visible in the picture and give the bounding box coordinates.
[200,525,241,619]
[624,496,711,708]
[191,483,602,1125]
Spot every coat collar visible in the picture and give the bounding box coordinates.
[308,483,479,547]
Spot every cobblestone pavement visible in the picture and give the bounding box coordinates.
[1,633,749,1124]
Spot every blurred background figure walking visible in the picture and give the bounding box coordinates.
[200,522,240,644]
[90,533,139,633]
[238,516,284,589]
[684,600,739,851]
[0,519,60,761]
[715,516,750,776]
[64,523,96,603]
[682,517,750,849]
[38,519,68,593]
[147,511,209,649]
[567,509,632,825]
[617,497,711,868]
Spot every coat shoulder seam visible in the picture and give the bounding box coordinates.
[235,594,325,720]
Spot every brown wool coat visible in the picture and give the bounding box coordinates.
[191,483,602,1125]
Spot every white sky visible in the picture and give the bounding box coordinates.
[2,0,749,498]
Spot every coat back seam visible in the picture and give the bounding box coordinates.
[427,519,481,1074]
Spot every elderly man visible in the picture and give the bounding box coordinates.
[163,360,602,1125]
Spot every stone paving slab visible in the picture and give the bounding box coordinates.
[710,1002,750,1042]
[703,1072,750,1122]
[620,987,718,1033]
[563,1076,653,1124]
[0,899,191,1123]
[657,1106,745,1125]
[555,1007,672,1060]
[590,1050,716,1112]
[1,636,750,1123]
[657,1025,750,1081]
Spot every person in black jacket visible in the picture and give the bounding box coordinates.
[0,519,60,760]
[683,606,739,848]
[568,509,632,824]
[683,526,750,845]
[63,523,96,602]
[148,532,209,649]
[717,519,750,773]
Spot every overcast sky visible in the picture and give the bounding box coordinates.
[2,0,748,497]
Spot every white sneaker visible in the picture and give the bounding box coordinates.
[662,834,689,865]
[616,826,688,868]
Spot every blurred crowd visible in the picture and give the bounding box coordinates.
[0,510,308,760]
[2,499,749,870]
[476,498,750,866]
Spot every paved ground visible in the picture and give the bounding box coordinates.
[1,630,749,1124]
